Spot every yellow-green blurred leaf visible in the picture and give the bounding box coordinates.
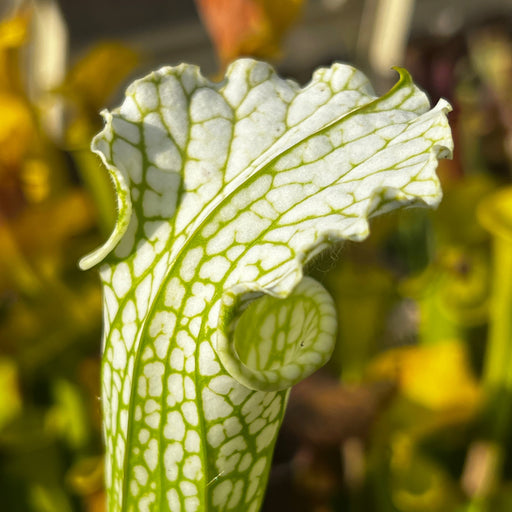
[368,340,481,416]
[2,189,96,261]
[66,456,104,496]
[434,175,496,247]
[478,187,512,393]
[390,434,462,512]
[478,186,512,243]
[0,11,29,48]
[0,11,30,92]
[59,42,139,115]
[0,92,35,169]
[46,379,89,449]
[30,484,73,512]
[403,248,490,340]
[21,158,52,204]
[0,357,22,430]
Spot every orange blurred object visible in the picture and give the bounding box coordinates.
[195,0,304,66]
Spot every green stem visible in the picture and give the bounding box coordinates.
[484,236,512,396]
[469,188,512,509]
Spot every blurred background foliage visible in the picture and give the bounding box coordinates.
[1,0,512,511]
